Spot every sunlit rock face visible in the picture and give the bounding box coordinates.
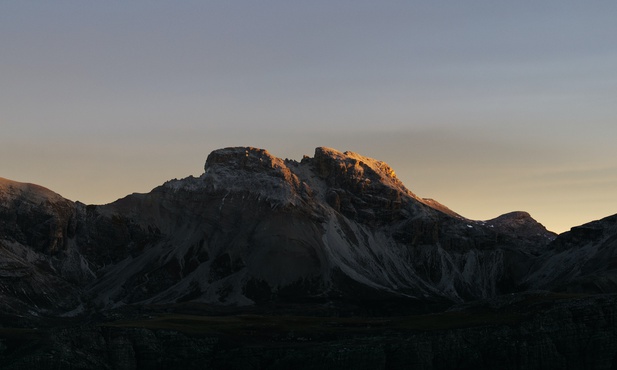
[11,146,617,318]
[305,147,415,225]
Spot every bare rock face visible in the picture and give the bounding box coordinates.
[70,147,559,311]
[4,147,617,369]
[306,147,412,224]
[487,211,555,245]
[205,147,288,174]
[311,147,407,195]
[200,147,307,206]
[0,147,611,319]
[524,213,617,293]
[0,178,76,255]
[0,178,83,315]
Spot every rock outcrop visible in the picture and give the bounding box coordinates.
[0,147,572,316]
[4,146,617,368]
[525,213,617,293]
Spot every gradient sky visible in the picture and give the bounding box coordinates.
[1,1,616,233]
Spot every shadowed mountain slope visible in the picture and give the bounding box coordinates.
[2,147,609,318]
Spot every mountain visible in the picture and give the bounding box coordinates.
[0,147,561,316]
[2,147,617,369]
[0,177,83,316]
[525,213,617,293]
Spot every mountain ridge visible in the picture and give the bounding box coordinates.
[3,146,617,368]
[0,146,566,317]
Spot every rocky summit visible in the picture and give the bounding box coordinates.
[2,147,617,369]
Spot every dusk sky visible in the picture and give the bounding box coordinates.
[1,1,616,233]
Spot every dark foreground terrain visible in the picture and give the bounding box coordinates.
[3,293,617,369]
[2,147,617,369]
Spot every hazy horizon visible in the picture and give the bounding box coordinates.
[2,2,616,234]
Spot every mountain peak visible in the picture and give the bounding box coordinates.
[487,211,556,240]
[0,176,67,204]
[313,147,399,182]
[310,146,415,199]
[204,147,286,174]
[2,145,609,322]
[168,146,448,217]
[198,147,304,205]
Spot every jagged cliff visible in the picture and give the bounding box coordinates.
[0,147,559,316]
[2,146,617,369]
